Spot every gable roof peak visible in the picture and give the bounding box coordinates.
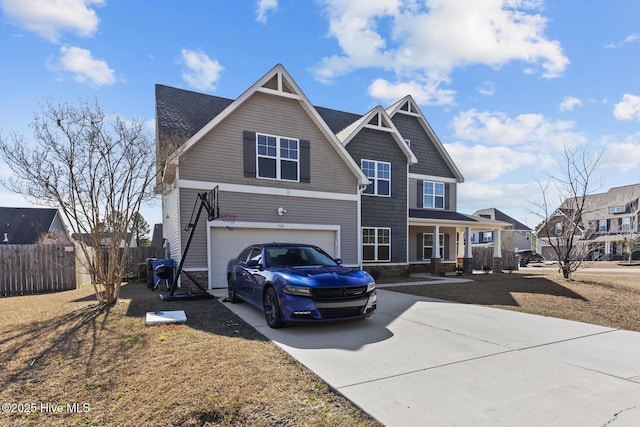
[336,105,418,165]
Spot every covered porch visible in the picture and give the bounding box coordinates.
[408,209,510,274]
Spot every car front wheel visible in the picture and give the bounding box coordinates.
[263,286,285,328]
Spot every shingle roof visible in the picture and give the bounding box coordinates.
[473,208,531,230]
[155,84,234,150]
[0,207,58,244]
[409,209,479,223]
[156,84,368,144]
[315,106,363,134]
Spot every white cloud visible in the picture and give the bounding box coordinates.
[613,94,640,121]
[605,33,640,49]
[558,96,582,112]
[451,109,586,149]
[256,0,278,23]
[1,0,103,43]
[181,49,224,92]
[600,132,640,172]
[368,76,455,105]
[52,46,115,86]
[455,181,543,226]
[315,0,568,105]
[445,142,535,181]
[477,80,496,97]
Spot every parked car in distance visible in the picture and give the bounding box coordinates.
[518,250,544,266]
[226,243,377,328]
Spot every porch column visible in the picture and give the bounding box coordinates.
[492,228,503,273]
[432,225,442,275]
[463,227,473,274]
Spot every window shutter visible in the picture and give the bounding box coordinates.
[300,139,310,183]
[444,234,450,259]
[417,233,423,260]
[417,180,423,208]
[445,183,450,210]
[243,131,256,178]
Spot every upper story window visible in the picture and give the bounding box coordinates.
[609,206,625,214]
[423,181,444,209]
[257,133,299,181]
[598,219,608,233]
[554,222,563,235]
[621,217,632,232]
[362,160,390,196]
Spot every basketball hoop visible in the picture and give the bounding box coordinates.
[219,214,237,231]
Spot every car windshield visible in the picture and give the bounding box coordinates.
[264,246,338,268]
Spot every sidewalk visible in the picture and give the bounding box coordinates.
[211,282,640,426]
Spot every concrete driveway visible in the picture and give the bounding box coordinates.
[211,281,640,426]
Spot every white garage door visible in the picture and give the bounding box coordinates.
[208,225,338,288]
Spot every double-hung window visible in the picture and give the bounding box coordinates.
[257,133,299,181]
[598,219,608,233]
[361,160,390,196]
[423,181,444,209]
[362,227,390,262]
[423,233,444,259]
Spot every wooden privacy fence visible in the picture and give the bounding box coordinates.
[471,247,519,271]
[75,246,160,287]
[0,244,76,296]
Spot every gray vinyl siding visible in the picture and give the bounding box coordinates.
[392,114,456,178]
[345,128,408,263]
[162,187,182,262]
[408,226,456,262]
[220,191,359,264]
[179,91,358,194]
[175,188,360,267]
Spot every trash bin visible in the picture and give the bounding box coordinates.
[146,258,157,288]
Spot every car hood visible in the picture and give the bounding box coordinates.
[272,266,373,287]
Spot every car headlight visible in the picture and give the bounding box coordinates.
[282,285,313,297]
[366,282,376,293]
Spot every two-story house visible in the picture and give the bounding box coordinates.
[471,208,533,252]
[155,64,506,287]
[536,184,640,261]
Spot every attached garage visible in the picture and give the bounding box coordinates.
[208,222,340,288]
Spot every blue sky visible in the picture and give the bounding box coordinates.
[1,0,639,230]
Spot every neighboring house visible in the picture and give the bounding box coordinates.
[471,208,534,252]
[72,232,137,248]
[0,207,71,245]
[537,184,640,261]
[155,64,506,287]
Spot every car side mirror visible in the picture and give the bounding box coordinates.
[334,258,343,265]
[247,259,262,269]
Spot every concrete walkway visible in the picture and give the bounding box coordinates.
[211,280,640,426]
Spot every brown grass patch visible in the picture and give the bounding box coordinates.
[0,282,381,426]
[385,268,640,332]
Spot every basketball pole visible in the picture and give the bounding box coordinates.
[161,191,215,301]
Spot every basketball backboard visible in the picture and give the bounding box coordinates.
[203,186,219,221]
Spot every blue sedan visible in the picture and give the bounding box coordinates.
[226,243,377,328]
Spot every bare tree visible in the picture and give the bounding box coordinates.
[0,98,158,304]
[530,145,602,279]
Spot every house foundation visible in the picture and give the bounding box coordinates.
[459,257,473,274]
[492,257,503,273]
